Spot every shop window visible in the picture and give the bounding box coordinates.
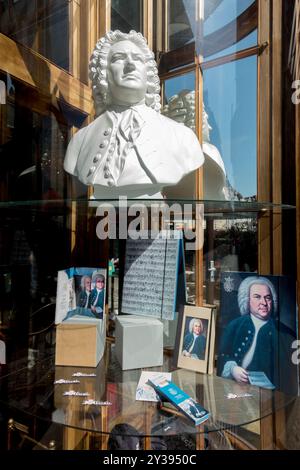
[0,0,69,71]
[111,0,143,33]
[156,0,257,73]
[203,55,257,200]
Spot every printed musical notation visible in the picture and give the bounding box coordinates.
[122,234,183,320]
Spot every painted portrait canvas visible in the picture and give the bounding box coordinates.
[217,272,298,395]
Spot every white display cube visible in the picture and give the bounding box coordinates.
[115,315,163,370]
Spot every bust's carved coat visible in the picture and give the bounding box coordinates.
[64,105,203,189]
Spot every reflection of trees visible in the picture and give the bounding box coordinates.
[211,219,258,273]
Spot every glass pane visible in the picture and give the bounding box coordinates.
[39,0,70,70]
[165,0,257,58]
[163,71,196,129]
[204,0,257,59]
[203,55,257,199]
[168,0,197,51]
[162,71,196,199]
[0,72,86,201]
[0,0,69,71]
[111,0,143,33]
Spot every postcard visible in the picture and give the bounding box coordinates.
[55,267,107,324]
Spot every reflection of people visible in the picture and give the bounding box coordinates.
[182,318,206,360]
[77,275,91,308]
[64,30,204,199]
[218,276,278,385]
[90,275,105,319]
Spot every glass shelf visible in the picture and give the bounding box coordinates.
[0,344,296,444]
[0,198,295,220]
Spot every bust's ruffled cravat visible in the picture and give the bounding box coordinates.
[104,107,144,184]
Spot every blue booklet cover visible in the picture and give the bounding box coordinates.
[148,373,210,426]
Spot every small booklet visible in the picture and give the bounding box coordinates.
[136,372,172,402]
[148,373,210,426]
[248,371,276,390]
[55,267,107,324]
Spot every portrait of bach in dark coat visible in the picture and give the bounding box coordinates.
[217,274,298,394]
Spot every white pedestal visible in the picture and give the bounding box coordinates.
[115,315,163,370]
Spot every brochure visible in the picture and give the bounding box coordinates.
[136,371,172,402]
[148,373,210,426]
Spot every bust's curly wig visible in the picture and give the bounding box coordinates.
[89,30,161,116]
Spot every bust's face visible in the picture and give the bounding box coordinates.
[249,284,272,320]
[107,40,148,106]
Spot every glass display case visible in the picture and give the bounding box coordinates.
[0,198,297,451]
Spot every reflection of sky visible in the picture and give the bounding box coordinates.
[204,56,257,197]
[164,55,257,197]
[206,30,257,61]
[204,0,257,60]
[164,72,195,102]
[163,1,258,197]
[204,0,256,35]
[169,0,257,54]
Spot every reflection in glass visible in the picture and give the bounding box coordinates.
[165,0,257,61]
[111,0,142,33]
[0,72,87,201]
[162,72,196,199]
[204,0,257,59]
[203,55,257,200]
[0,0,69,70]
[162,71,228,201]
[168,0,197,51]
[205,0,255,35]
[163,72,196,128]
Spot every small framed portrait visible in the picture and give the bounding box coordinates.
[176,305,215,374]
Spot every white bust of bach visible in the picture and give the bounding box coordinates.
[64,30,204,199]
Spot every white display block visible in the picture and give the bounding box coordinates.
[115,315,163,370]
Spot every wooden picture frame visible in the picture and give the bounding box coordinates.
[176,305,215,374]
